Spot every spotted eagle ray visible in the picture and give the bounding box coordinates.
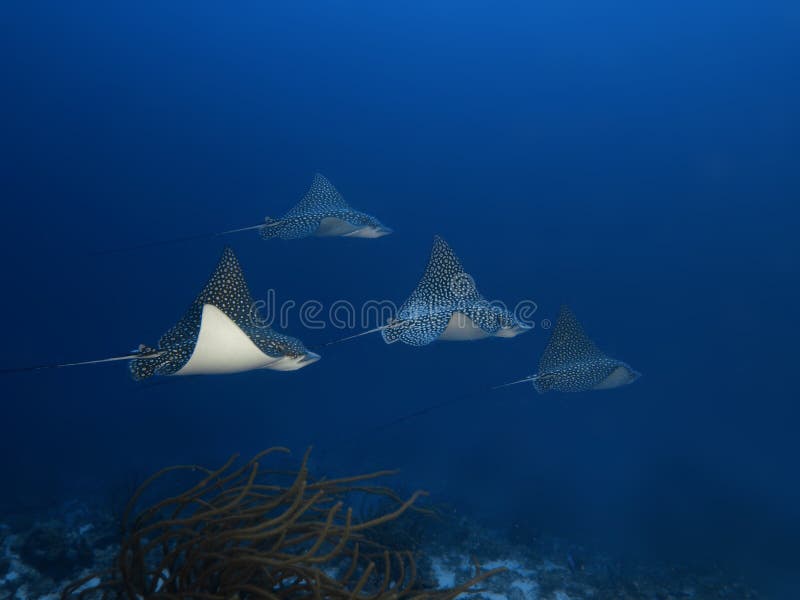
[322,235,530,347]
[338,305,639,438]
[94,174,391,255]
[1,247,320,378]
[497,305,640,393]
[258,173,392,240]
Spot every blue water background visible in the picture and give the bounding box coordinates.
[1,1,798,594]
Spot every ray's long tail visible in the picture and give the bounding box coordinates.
[310,319,412,350]
[311,325,390,349]
[0,348,163,375]
[490,375,537,390]
[90,220,279,256]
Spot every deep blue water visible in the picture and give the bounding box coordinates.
[1,1,798,595]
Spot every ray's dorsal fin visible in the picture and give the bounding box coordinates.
[538,305,603,374]
[283,173,352,218]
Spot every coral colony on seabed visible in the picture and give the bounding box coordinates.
[0,450,759,600]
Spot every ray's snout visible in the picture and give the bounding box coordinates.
[300,351,321,364]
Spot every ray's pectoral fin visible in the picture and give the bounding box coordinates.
[129,355,158,381]
[256,216,284,235]
[129,348,176,381]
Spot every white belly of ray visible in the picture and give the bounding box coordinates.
[175,304,281,375]
[315,217,360,237]
[343,227,385,238]
[593,365,632,390]
[438,312,491,341]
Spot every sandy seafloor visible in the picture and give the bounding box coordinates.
[0,499,759,600]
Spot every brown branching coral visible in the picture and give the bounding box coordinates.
[63,448,503,600]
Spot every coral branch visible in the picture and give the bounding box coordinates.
[62,448,503,600]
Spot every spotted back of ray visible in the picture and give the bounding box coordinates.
[130,247,307,380]
[285,173,351,218]
[404,236,483,306]
[539,306,602,370]
[534,305,620,392]
[383,236,504,346]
